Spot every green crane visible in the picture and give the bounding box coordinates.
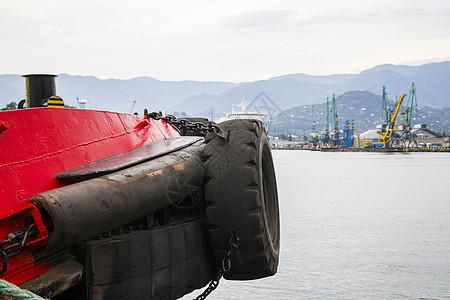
[331,94,338,130]
[404,82,417,129]
[382,86,392,125]
[320,97,331,147]
[400,82,418,148]
[330,93,340,146]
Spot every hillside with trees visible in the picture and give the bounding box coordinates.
[270,91,450,137]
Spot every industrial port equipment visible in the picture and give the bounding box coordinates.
[378,93,407,147]
[400,82,418,148]
[330,94,341,147]
[310,105,319,147]
[320,97,331,147]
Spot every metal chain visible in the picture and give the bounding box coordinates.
[0,223,37,274]
[194,231,239,300]
[144,110,229,141]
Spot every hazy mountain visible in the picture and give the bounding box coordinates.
[0,75,24,105]
[173,77,333,115]
[0,74,237,113]
[1,61,449,115]
[271,90,450,136]
[174,61,450,115]
[272,91,387,136]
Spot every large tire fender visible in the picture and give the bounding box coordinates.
[204,119,280,280]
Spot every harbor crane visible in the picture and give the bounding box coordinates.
[330,94,341,147]
[310,105,319,147]
[404,83,418,128]
[381,86,392,129]
[320,97,331,146]
[400,82,418,148]
[378,93,407,147]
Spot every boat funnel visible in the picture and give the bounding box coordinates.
[22,74,58,108]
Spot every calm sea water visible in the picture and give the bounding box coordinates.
[185,151,450,299]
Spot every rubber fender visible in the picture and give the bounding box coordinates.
[30,141,205,250]
[204,119,280,280]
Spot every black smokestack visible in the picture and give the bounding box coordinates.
[22,74,58,108]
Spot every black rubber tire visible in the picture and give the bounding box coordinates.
[204,119,280,280]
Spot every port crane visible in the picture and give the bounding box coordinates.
[400,82,418,148]
[381,86,392,128]
[320,97,331,146]
[404,83,417,128]
[330,94,341,146]
[310,105,319,147]
[378,93,407,147]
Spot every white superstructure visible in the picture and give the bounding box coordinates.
[224,100,267,122]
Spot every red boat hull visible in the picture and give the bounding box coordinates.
[0,107,179,212]
[0,107,179,284]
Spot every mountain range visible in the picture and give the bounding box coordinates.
[271,90,450,136]
[1,61,449,117]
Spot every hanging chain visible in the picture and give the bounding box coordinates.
[144,110,229,141]
[194,231,239,300]
[0,223,37,274]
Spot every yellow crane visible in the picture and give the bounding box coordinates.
[378,93,407,147]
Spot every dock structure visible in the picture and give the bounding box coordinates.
[271,83,450,152]
[319,147,450,153]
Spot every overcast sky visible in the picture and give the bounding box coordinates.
[1,0,449,82]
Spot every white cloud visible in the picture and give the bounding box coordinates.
[222,9,297,29]
[0,0,449,81]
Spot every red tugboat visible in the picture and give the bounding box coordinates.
[0,75,280,299]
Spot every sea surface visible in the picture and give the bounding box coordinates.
[184,151,450,299]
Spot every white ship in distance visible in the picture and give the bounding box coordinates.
[223,99,267,122]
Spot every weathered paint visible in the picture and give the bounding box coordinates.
[0,107,179,212]
[0,107,179,284]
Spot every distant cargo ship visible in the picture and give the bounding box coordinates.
[218,99,267,122]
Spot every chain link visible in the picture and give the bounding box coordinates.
[0,223,37,274]
[194,231,239,300]
[144,110,229,141]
